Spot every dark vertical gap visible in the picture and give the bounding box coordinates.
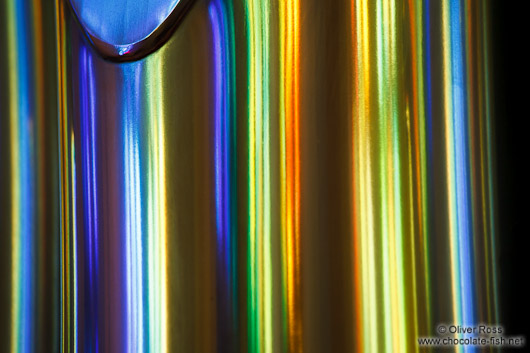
[491,0,530,341]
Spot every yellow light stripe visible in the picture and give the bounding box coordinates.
[441,0,462,332]
[6,0,21,351]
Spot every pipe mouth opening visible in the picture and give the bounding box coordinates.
[67,0,195,62]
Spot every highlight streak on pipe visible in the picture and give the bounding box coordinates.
[376,0,395,350]
[279,0,302,351]
[121,54,168,353]
[209,0,238,349]
[70,131,78,353]
[156,51,169,353]
[80,47,99,353]
[56,0,74,350]
[349,0,362,350]
[6,1,21,352]
[442,3,475,345]
[123,62,144,353]
[407,0,431,341]
[246,0,272,351]
[352,0,378,350]
[7,0,35,351]
[404,1,419,349]
[146,49,168,353]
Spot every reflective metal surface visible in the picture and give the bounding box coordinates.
[0,0,513,352]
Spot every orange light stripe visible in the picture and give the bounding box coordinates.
[282,0,302,350]
[350,0,363,350]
